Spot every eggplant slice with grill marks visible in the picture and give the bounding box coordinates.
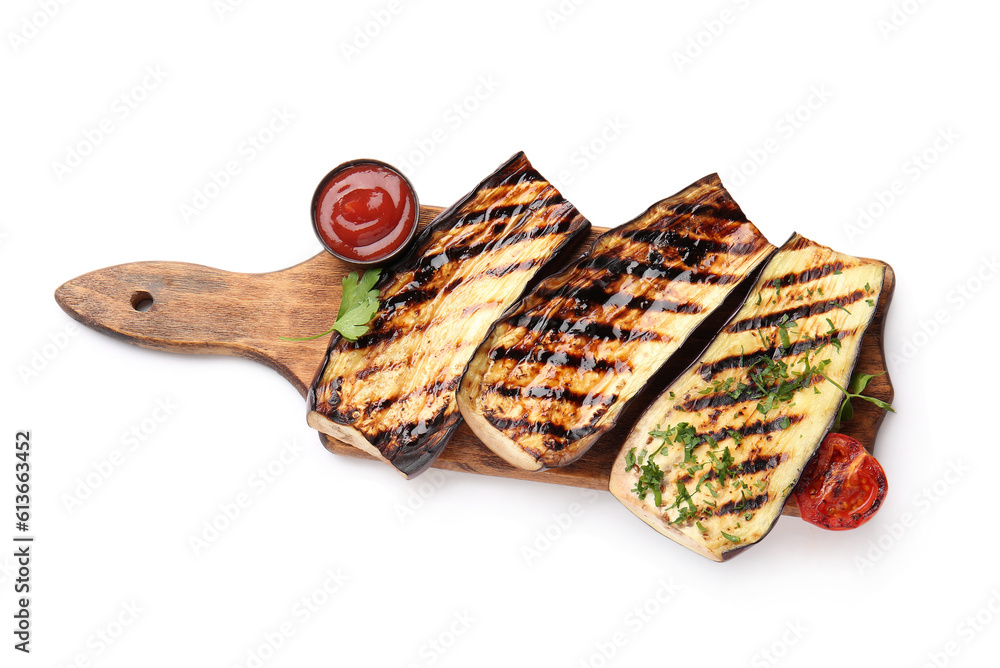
[307,152,591,478]
[609,234,888,561]
[458,174,775,472]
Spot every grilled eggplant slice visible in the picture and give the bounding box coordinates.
[609,234,887,561]
[458,174,774,471]
[307,152,591,478]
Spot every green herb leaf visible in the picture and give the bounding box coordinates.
[827,369,895,429]
[837,398,854,425]
[721,531,741,543]
[861,396,896,412]
[624,447,636,471]
[280,269,382,342]
[848,371,882,395]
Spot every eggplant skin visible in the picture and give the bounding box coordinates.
[458,174,775,472]
[609,234,887,562]
[307,152,591,478]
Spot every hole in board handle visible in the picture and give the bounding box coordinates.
[131,290,154,312]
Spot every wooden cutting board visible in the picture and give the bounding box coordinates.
[54,205,895,515]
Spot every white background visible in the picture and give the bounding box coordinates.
[3,1,998,667]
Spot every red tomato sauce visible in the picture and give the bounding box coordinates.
[313,162,416,263]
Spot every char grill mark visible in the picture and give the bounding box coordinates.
[575,254,740,285]
[716,493,769,516]
[486,345,622,375]
[727,290,866,333]
[488,383,619,409]
[693,416,803,444]
[417,214,577,270]
[678,374,824,413]
[533,282,704,317]
[330,376,465,426]
[452,193,569,228]
[511,314,667,345]
[737,454,783,475]
[697,330,855,380]
[615,228,761,266]
[768,260,846,288]
[481,413,602,450]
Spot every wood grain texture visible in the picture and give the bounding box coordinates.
[55,205,895,515]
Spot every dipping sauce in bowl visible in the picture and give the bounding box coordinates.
[311,159,418,266]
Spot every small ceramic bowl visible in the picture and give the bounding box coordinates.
[310,158,419,267]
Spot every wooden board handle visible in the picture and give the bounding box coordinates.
[53,257,344,395]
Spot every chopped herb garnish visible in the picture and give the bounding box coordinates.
[624,447,636,471]
[721,531,741,543]
[671,481,698,522]
[632,455,665,506]
[708,446,736,484]
[776,315,797,349]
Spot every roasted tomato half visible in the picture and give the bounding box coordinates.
[794,433,888,530]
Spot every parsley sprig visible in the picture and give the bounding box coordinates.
[281,269,382,342]
[826,370,895,429]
